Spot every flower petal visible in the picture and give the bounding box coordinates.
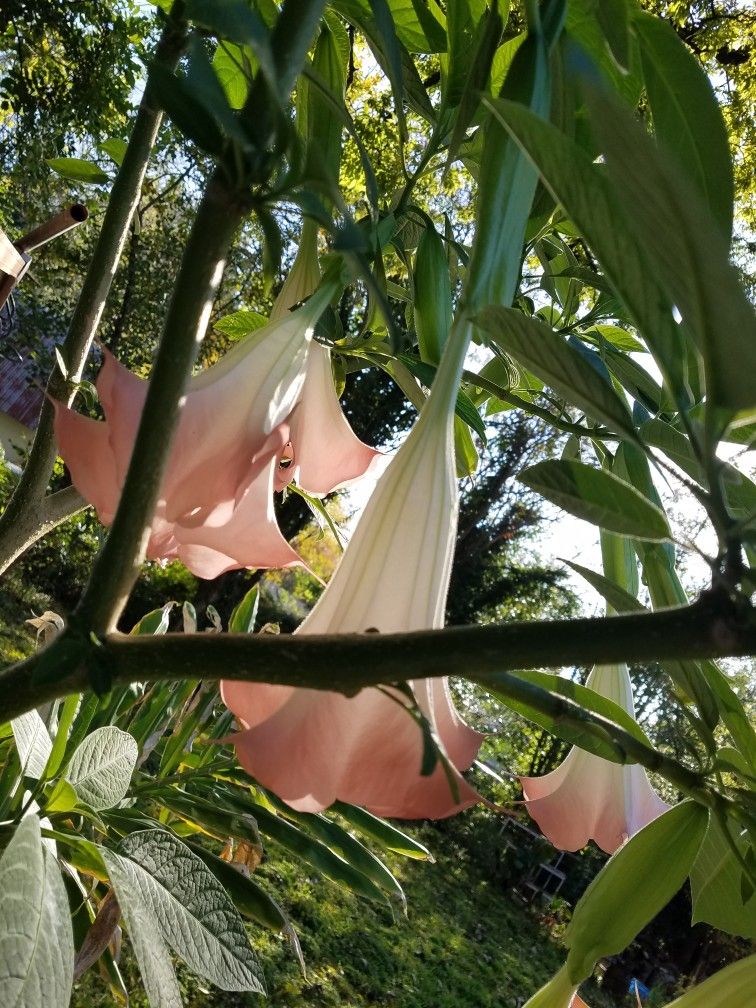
[281,342,383,495]
[52,403,120,524]
[223,324,483,816]
[520,664,669,853]
[226,684,479,818]
[170,432,301,576]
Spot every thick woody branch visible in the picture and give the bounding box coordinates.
[2,596,753,787]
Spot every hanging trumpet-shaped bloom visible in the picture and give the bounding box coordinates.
[222,317,483,818]
[54,260,379,579]
[269,221,382,496]
[520,664,669,854]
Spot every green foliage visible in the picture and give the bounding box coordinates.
[0,816,74,1008]
[1,1,756,1006]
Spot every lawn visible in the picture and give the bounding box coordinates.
[71,820,614,1008]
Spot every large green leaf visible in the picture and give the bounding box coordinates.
[662,958,756,1008]
[66,727,138,810]
[584,81,756,417]
[634,12,733,239]
[519,459,671,540]
[465,1,560,311]
[212,41,254,109]
[566,0,642,104]
[388,0,447,53]
[101,844,182,1008]
[565,802,709,982]
[690,817,756,939]
[0,816,74,1008]
[478,306,637,440]
[485,97,688,399]
[12,710,52,779]
[102,830,265,993]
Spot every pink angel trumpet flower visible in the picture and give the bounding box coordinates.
[270,218,382,495]
[53,276,363,580]
[222,317,484,819]
[520,663,669,854]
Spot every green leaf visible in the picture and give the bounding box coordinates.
[566,0,641,104]
[0,816,74,1008]
[212,42,254,109]
[565,802,709,982]
[639,419,706,486]
[413,220,452,365]
[583,323,644,354]
[388,0,447,53]
[43,693,81,779]
[130,601,176,635]
[213,309,268,341]
[485,669,652,762]
[299,18,348,186]
[465,10,555,311]
[44,778,79,814]
[229,586,260,634]
[45,157,110,185]
[102,830,265,993]
[583,78,756,417]
[659,958,756,1008]
[597,0,630,71]
[485,97,688,401]
[101,845,182,1008]
[519,459,671,540]
[149,61,226,157]
[66,727,138,810]
[187,842,306,972]
[12,710,53,779]
[184,0,277,98]
[187,843,285,929]
[478,306,636,440]
[564,559,646,614]
[691,816,756,939]
[634,12,733,239]
[332,802,434,860]
[99,138,128,166]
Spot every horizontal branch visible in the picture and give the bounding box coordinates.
[2,590,753,718]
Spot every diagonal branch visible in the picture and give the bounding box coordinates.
[0,9,188,575]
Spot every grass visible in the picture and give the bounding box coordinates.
[71,821,615,1008]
